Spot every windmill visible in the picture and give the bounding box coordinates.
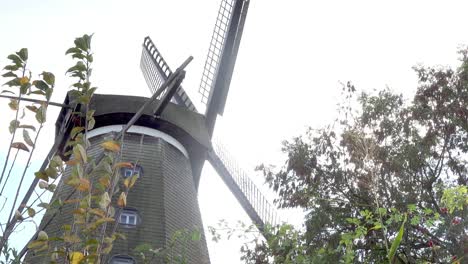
[18,0,280,263]
[140,0,280,231]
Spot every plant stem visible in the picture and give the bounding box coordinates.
[0,149,20,196]
[0,122,44,252]
[0,93,22,188]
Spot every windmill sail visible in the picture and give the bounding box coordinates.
[140,37,280,232]
[141,37,198,112]
[209,141,279,229]
[199,0,250,136]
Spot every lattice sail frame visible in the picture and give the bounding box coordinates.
[141,37,198,112]
[198,0,236,106]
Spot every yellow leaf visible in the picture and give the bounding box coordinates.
[75,144,87,162]
[64,234,81,244]
[37,230,48,241]
[95,217,115,225]
[101,140,120,152]
[64,199,81,204]
[129,174,138,188]
[77,178,90,192]
[27,240,45,249]
[66,159,79,166]
[8,99,18,110]
[72,208,86,215]
[70,251,84,264]
[20,76,29,85]
[99,192,111,210]
[99,176,110,188]
[89,208,106,218]
[117,192,126,208]
[123,177,130,188]
[115,162,133,168]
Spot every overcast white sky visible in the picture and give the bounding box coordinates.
[1,0,468,263]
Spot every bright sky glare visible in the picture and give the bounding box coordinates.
[1,0,468,263]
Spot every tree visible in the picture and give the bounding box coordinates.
[239,48,468,263]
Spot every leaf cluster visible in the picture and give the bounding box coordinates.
[247,48,468,263]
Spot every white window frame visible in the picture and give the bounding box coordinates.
[110,255,136,264]
[121,165,142,179]
[119,210,139,226]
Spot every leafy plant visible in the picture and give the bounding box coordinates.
[233,47,468,263]
[134,228,202,264]
[0,35,140,264]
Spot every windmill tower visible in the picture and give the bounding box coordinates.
[22,0,280,263]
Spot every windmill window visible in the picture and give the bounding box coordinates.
[109,255,136,264]
[121,164,143,179]
[118,209,140,227]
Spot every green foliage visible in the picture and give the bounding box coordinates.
[0,34,142,264]
[0,242,21,264]
[134,228,202,264]
[442,186,468,214]
[23,34,141,263]
[387,214,406,263]
[242,47,468,263]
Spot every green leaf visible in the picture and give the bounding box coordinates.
[37,202,49,209]
[27,240,46,249]
[50,155,63,168]
[70,126,85,139]
[75,144,87,162]
[2,71,17,78]
[88,117,95,130]
[72,53,86,59]
[41,72,55,86]
[26,105,38,113]
[66,61,86,75]
[16,48,28,61]
[35,171,48,181]
[27,208,36,217]
[407,204,416,213]
[3,65,19,71]
[9,120,20,133]
[20,82,31,95]
[74,37,87,51]
[7,54,22,66]
[1,89,15,94]
[4,77,20,87]
[65,47,82,55]
[32,80,49,91]
[8,99,18,110]
[86,87,97,98]
[19,124,36,132]
[410,215,420,225]
[83,34,93,50]
[191,229,201,241]
[23,129,34,147]
[35,104,47,123]
[47,183,56,192]
[45,166,58,179]
[388,214,407,263]
[45,87,53,100]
